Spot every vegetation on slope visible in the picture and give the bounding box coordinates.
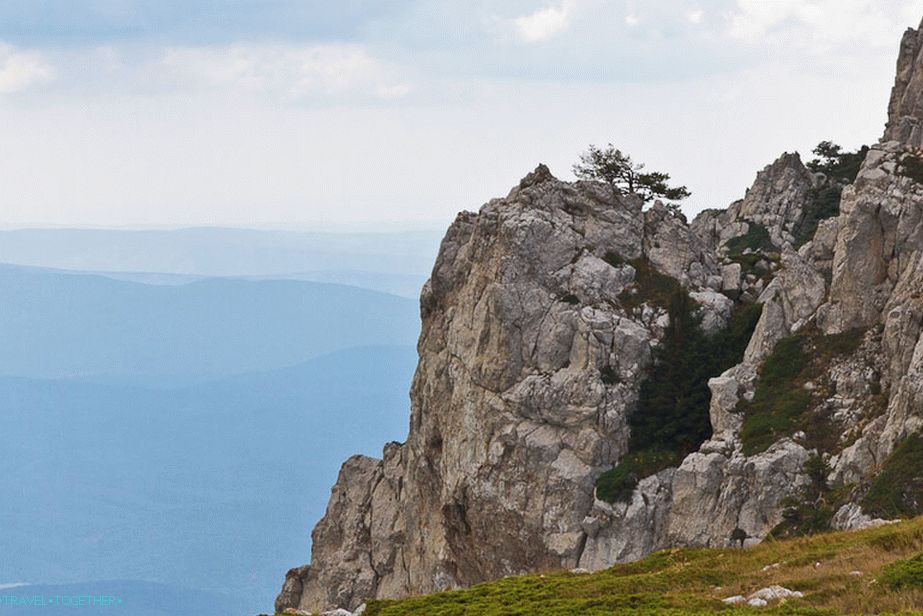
[725,222,775,256]
[899,155,923,184]
[351,516,923,615]
[738,327,865,456]
[573,143,691,203]
[882,552,923,591]
[596,289,762,503]
[794,186,843,248]
[806,141,868,183]
[793,141,869,248]
[613,254,683,312]
[862,433,923,519]
[770,456,853,540]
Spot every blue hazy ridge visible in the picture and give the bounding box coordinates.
[0,262,423,615]
[0,264,419,382]
[0,345,417,615]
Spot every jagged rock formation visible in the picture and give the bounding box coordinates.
[692,153,821,251]
[277,168,723,613]
[886,22,923,146]
[276,18,923,614]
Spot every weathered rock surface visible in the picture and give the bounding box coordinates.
[886,19,923,146]
[276,19,923,615]
[735,153,819,248]
[691,152,818,253]
[279,167,675,613]
[831,503,894,531]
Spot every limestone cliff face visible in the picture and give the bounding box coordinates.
[278,167,723,613]
[277,19,923,615]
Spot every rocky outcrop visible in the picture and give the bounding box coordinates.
[277,157,817,613]
[691,152,819,253]
[277,19,923,615]
[885,20,923,146]
[278,168,685,613]
[735,153,819,248]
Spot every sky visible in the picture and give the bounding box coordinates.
[1,0,922,229]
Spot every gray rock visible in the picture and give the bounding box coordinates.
[708,375,741,436]
[885,18,923,146]
[735,153,817,249]
[276,20,923,612]
[831,503,895,531]
[721,263,742,292]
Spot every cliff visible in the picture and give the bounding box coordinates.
[276,18,923,615]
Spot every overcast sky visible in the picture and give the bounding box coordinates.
[1,0,922,229]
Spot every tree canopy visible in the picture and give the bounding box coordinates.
[573,143,691,203]
[806,141,869,183]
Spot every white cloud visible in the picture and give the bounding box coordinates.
[727,0,923,53]
[624,13,640,27]
[513,3,572,43]
[0,42,54,94]
[160,43,411,102]
[686,8,704,24]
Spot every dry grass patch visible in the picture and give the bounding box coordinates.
[352,517,923,615]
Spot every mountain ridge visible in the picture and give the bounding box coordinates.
[0,265,418,382]
[275,17,923,615]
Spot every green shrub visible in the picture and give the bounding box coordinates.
[725,222,775,256]
[739,335,810,455]
[773,497,836,538]
[596,449,682,504]
[726,252,777,272]
[861,433,923,519]
[600,365,620,385]
[617,257,682,312]
[794,186,842,248]
[560,293,580,305]
[806,141,868,183]
[881,552,923,590]
[770,456,845,538]
[596,298,762,503]
[900,155,923,184]
[603,251,626,268]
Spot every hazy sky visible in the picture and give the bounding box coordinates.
[1,0,922,228]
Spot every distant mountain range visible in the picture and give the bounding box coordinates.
[0,241,425,615]
[0,227,443,297]
[0,345,417,615]
[0,264,419,383]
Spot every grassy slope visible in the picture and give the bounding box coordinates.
[311,517,923,615]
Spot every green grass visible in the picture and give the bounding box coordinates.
[861,433,923,519]
[882,552,923,590]
[739,328,865,456]
[339,517,923,615]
